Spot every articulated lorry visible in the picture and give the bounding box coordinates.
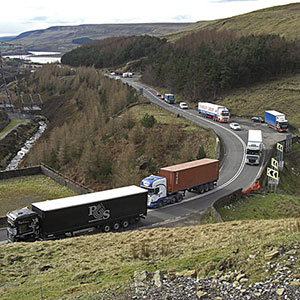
[164,94,175,104]
[6,185,147,242]
[265,110,288,132]
[198,102,230,123]
[246,130,263,165]
[141,159,219,208]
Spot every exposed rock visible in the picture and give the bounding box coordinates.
[197,290,208,299]
[235,273,246,281]
[289,281,300,287]
[153,270,163,288]
[265,250,280,260]
[184,270,197,278]
[276,288,285,296]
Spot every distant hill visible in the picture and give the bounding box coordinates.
[167,3,300,41]
[0,36,16,42]
[8,23,192,53]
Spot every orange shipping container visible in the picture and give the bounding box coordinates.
[158,159,219,193]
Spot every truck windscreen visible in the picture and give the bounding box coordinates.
[221,112,229,116]
[280,122,288,128]
[247,149,260,155]
[144,187,159,195]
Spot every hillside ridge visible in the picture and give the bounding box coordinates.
[7,23,192,53]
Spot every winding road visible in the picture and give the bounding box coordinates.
[0,76,288,241]
[122,76,287,228]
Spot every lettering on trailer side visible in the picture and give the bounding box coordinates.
[88,203,110,223]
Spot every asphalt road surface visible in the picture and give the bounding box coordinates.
[0,76,289,242]
[122,77,289,228]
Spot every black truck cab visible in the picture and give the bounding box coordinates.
[6,207,40,242]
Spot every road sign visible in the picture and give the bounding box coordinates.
[277,143,283,152]
[271,158,279,169]
[267,167,279,180]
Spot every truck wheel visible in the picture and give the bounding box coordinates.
[113,222,120,231]
[177,194,183,202]
[103,224,111,232]
[122,220,129,228]
[205,184,209,192]
[198,185,204,194]
[209,182,214,190]
[158,201,163,208]
[171,196,177,204]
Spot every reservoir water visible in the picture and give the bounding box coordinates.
[4,51,61,64]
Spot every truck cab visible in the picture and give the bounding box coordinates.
[6,207,40,242]
[217,108,230,122]
[164,94,174,104]
[140,175,168,208]
[246,143,262,165]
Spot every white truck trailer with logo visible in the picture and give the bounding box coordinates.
[6,185,147,242]
[246,130,263,165]
[198,102,230,123]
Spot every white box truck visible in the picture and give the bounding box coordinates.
[246,130,263,165]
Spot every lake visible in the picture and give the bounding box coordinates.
[4,51,61,64]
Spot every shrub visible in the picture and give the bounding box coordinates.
[141,113,157,128]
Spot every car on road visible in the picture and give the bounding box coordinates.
[179,102,188,109]
[156,92,161,97]
[115,76,121,80]
[251,116,264,123]
[230,122,241,131]
[161,95,165,100]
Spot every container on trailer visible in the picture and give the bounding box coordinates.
[158,159,219,193]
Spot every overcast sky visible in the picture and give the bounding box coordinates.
[1,0,298,36]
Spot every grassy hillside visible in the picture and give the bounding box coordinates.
[1,218,299,299]
[220,73,300,129]
[15,65,216,191]
[9,23,191,53]
[0,175,77,217]
[168,3,300,41]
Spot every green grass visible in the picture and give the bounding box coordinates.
[218,141,300,222]
[0,119,23,136]
[168,3,300,42]
[127,103,217,158]
[218,193,300,221]
[1,218,299,300]
[277,143,300,194]
[0,175,77,217]
[219,73,300,129]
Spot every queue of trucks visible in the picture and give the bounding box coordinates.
[6,158,220,242]
[5,87,291,243]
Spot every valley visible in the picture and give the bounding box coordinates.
[1,2,300,299]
